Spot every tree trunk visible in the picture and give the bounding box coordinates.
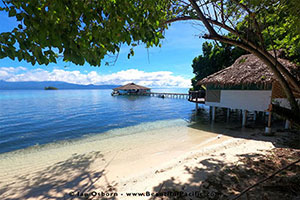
[249,50,300,114]
[259,49,300,93]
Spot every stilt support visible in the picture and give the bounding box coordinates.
[265,112,272,134]
[268,112,272,128]
[285,120,290,129]
[242,110,247,127]
[211,106,216,122]
[226,108,230,122]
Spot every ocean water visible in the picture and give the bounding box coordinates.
[0,88,205,154]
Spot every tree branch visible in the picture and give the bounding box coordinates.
[208,8,300,93]
[166,3,300,94]
[259,48,300,93]
[188,0,218,37]
[166,16,241,38]
[1,0,8,8]
[165,16,197,24]
[232,0,265,48]
[212,2,218,22]
[221,0,225,24]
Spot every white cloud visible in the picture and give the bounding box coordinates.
[0,66,27,73]
[0,67,191,88]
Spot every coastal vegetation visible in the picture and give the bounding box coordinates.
[44,86,58,90]
[0,80,120,90]
[0,0,299,125]
[191,42,246,90]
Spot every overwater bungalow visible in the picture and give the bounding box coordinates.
[196,52,300,131]
[112,83,151,96]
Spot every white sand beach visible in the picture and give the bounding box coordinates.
[0,120,277,200]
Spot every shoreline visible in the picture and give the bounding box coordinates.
[0,121,281,200]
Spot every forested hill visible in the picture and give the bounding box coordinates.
[0,80,120,90]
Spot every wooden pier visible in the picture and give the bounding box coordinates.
[141,92,190,99]
[117,90,206,103]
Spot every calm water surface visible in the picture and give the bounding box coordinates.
[0,89,205,154]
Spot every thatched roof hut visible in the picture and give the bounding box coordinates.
[198,52,299,89]
[195,51,299,129]
[196,52,299,115]
[113,83,150,91]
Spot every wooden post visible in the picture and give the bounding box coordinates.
[238,109,242,120]
[268,112,272,128]
[242,110,247,127]
[285,120,290,129]
[196,103,199,111]
[264,111,272,134]
[253,111,257,121]
[226,108,230,122]
[212,106,216,122]
[264,104,273,134]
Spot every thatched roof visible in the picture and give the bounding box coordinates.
[198,52,298,88]
[113,83,150,90]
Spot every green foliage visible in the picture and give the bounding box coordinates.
[0,0,172,66]
[259,2,300,64]
[228,0,300,64]
[191,42,246,90]
[44,86,58,90]
[1,0,300,68]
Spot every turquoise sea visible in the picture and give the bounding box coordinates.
[0,88,207,154]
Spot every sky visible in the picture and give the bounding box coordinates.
[0,8,206,88]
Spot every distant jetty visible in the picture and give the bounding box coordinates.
[44,86,58,90]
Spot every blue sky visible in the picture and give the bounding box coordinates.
[0,9,206,87]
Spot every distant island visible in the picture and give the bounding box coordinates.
[0,80,121,90]
[44,86,58,90]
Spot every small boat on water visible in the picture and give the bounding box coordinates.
[111,91,120,96]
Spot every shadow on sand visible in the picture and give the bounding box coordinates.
[151,149,300,200]
[149,108,300,200]
[1,151,118,200]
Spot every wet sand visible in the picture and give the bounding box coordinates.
[0,120,276,200]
